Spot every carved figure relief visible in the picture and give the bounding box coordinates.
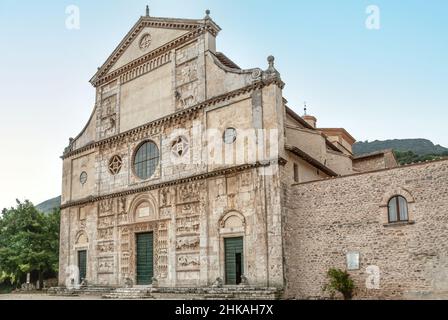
[175,82,198,109]
[97,241,115,254]
[176,60,198,86]
[101,95,116,118]
[139,33,152,50]
[99,199,114,217]
[157,222,168,278]
[160,188,172,207]
[98,216,115,229]
[98,257,114,274]
[177,203,198,217]
[177,183,200,204]
[98,227,114,240]
[176,216,200,235]
[159,207,172,219]
[177,254,200,269]
[176,236,200,251]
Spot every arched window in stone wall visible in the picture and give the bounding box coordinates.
[381,188,415,225]
[388,196,409,223]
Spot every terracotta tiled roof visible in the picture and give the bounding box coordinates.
[215,52,241,70]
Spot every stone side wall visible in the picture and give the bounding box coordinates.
[283,160,448,299]
[353,155,385,172]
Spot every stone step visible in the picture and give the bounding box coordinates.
[50,286,281,300]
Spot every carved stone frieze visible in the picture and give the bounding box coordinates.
[177,253,200,270]
[99,199,114,217]
[176,236,200,252]
[97,240,115,255]
[98,256,114,274]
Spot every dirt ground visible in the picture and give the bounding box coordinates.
[0,293,103,300]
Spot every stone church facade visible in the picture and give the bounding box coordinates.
[59,11,448,299]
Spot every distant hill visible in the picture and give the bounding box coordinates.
[36,196,61,214]
[353,139,448,156]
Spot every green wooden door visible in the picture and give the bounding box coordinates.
[78,250,87,283]
[136,233,154,285]
[225,237,244,285]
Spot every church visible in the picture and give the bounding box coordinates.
[58,9,448,299]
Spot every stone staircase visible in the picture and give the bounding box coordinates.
[49,286,282,300]
[104,286,281,300]
[103,287,153,299]
[47,286,114,297]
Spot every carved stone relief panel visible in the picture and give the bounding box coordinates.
[177,253,200,271]
[101,95,117,118]
[175,81,198,110]
[117,197,128,224]
[120,227,130,276]
[177,183,200,204]
[176,236,200,252]
[98,256,114,274]
[97,240,115,255]
[176,203,199,217]
[99,199,114,217]
[157,222,168,279]
[159,187,172,208]
[159,207,172,220]
[98,94,118,139]
[98,216,115,229]
[98,227,114,240]
[176,216,200,236]
[176,60,198,87]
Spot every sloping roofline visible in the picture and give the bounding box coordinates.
[90,15,221,85]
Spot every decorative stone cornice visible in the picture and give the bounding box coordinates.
[63,77,284,159]
[60,162,269,210]
[91,18,220,87]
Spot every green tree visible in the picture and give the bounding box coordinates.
[0,200,60,289]
[394,150,446,165]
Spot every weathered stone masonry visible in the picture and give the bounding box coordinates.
[283,160,448,299]
[59,11,448,299]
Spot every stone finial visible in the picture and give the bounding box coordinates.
[146,5,150,17]
[205,9,211,19]
[267,55,275,68]
[263,55,281,80]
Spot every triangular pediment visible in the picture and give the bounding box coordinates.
[90,16,220,86]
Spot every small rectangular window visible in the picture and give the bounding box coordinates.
[293,163,299,183]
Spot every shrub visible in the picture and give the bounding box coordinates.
[323,268,355,300]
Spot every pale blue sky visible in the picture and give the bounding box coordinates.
[0,0,447,209]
